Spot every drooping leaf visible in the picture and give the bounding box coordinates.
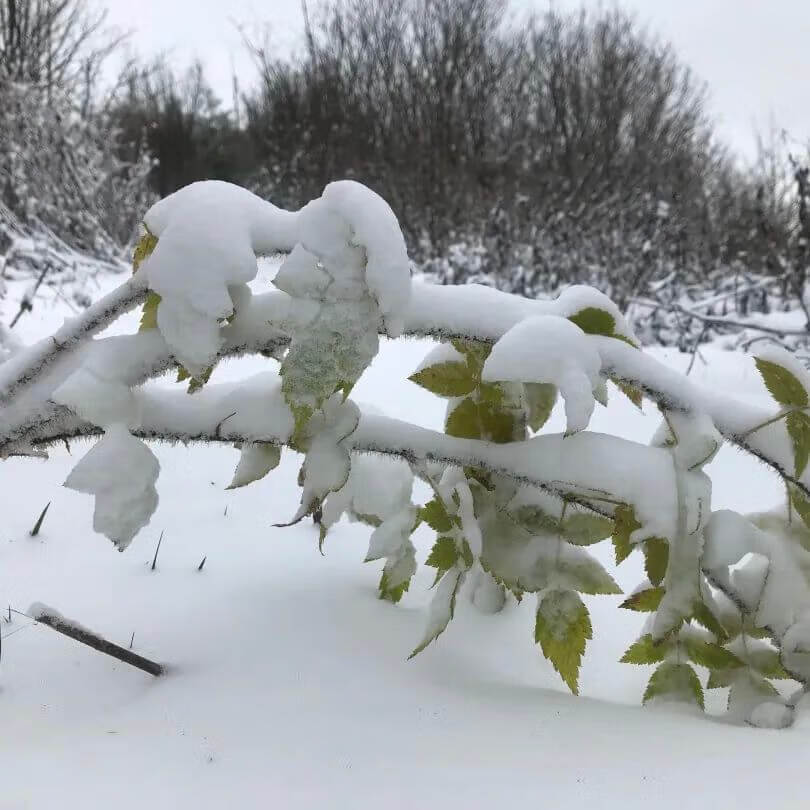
[692,601,728,642]
[445,397,481,440]
[615,379,643,409]
[227,442,281,489]
[408,568,464,658]
[682,638,743,670]
[561,512,614,546]
[534,589,592,694]
[706,668,737,689]
[478,399,518,443]
[748,648,792,679]
[557,555,622,595]
[524,382,556,431]
[643,538,669,586]
[425,536,459,574]
[512,505,560,534]
[620,634,668,665]
[643,662,704,709]
[620,586,664,612]
[379,569,410,603]
[786,410,810,477]
[790,485,810,530]
[754,357,808,408]
[420,498,454,533]
[612,504,641,564]
[409,361,477,397]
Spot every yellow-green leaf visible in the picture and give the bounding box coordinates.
[409,361,477,397]
[621,634,669,665]
[139,291,161,331]
[420,498,454,533]
[643,538,669,586]
[524,382,556,431]
[755,357,808,408]
[132,228,158,273]
[561,512,615,546]
[445,397,480,439]
[790,485,810,530]
[681,638,743,670]
[614,379,643,409]
[534,589,592,694]
[568,307,616,337]
[379,569,410,604]
[620,586,664,612]
[643,662,704,709]
[612,504,641,565]
[787,410,810,477]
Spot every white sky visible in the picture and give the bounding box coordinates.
[100,0,810,160]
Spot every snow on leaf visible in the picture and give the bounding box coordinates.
[620,586,665,612]
[560,512,614,546]
[63,424,159,550]
[482,315,602,434]
[643,662,704,710]
[534,589,592,694]
[681,638,743,670]
[365,506,418,562]
[227,443,281,489]
[612,504,641,564]
[408,568,465,658]
[425,536,459,576]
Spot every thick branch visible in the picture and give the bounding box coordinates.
[1,278,808,497]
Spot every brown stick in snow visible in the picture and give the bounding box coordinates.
[30,606,164,677]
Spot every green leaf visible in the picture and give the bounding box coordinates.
[534,589,592,694]
[450,339,491,373]
[692,601,728,642]
[706,668,737,689]
[177,363,214,394]
[557,556,622,595]
[379,569,410,604]
[512,505,559,534]
[755,357,808,408]
[748,648,792,679]
[478,399,518,443]
[790,485,810,530]
[787,410,810,477]
[561,512,614,546]
[425,536,459,573]
[409,361,477,397]
[445,397,481,439]
[681,638,743,670]
[524,382,556,431]
[643,662,704,709]
[643,538,669,586]
[612,505,641,565]
[620,586,664,612]
[621,634,668,665]
[420,498,454,533]
[568,307,616,337]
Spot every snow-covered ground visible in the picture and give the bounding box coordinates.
[0,268,805,809]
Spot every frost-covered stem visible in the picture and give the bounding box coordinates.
[739,408,798,438]
[0,272,148,402]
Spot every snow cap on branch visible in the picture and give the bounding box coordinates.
[482,315,602,433]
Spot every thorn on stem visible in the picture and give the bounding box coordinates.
[30,501,51,537]
[151,530,164,571]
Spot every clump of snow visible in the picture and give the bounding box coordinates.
[299,181,411,337]
[482,315,602,433]
[413,341,465,374]
[63,424,160,550]
[52,366,138,429]
[142,181,300,376]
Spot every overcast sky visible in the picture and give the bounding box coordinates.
[101,0,810,160]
